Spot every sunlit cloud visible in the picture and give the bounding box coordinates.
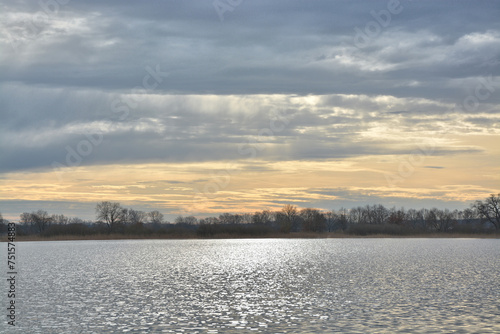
[0,1,499,221]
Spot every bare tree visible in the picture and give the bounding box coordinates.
[252,210,273,226]
[51,214,69,225]
[436,209,457,232]
[35,210,52,233]
[388,207,406,225]
[174,215,196,225]
[121,208,130,224]
[425,208,440,231]
[241,213,253,224]
[148,210,164,225]
[218,213,241,224]
[406,209,424,229]
[0,213,6,234]
[95,201,124,230]
[300,208,326,232]
[349,207,364,225]
[474,194,500,230]
[418,208,430,230]
[184,216,198,225]
[203,217,220,225]
[275,204,298,233]
[337,207,349,230]
[20,212,31,225]
[69,217,84,225]
[460,208,478,225]
[364,204,389,225]
[20,210,52,233]
[325,210,336,232]
[128,209,147,225]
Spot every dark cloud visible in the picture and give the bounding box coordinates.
[2,1,499,95]
[424,166,445,169]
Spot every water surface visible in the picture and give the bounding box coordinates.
[2,238,499,333]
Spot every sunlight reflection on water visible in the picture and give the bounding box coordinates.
[3,238,500,333]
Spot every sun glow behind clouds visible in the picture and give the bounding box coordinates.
[1,1,499,220]
[1,89,499,220]
[1,87,499,220]
[1,137,498,220]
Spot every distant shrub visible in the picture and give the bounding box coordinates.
[347,224,414,236]
[197,223,275,237]
[452,224,489,234]
[42,223,92,237]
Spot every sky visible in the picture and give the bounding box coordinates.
[0,0,499,222]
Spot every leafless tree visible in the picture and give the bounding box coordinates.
[20,212,30,225]
[20,210,52,233]
[436,209,457,232]
[69,217,84,224]
[460,208,478,225]
[218,213,241,224]
[325,210,336,232]
[121,208,130,224]
[337,207,349,230]
[241,213,253,224]
[128,209,147,225]
[300,208,326,232]
[388,207,406,225]
[275,204,298,233]
[34,210,52,233]
[474,194,500,230]
[148,210,164,225]
[367,204,389,225]
[406,209,423,229]
[203,217,220,225]
[175,215,198,225]
[95,201,124,229]
[0,213,6,233]
[252,210,273,225]
[51,214,69,225]
[349,207,364,225]
[425,208,440,231]
[184,216,198,225]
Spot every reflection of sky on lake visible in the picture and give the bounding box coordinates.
[5,239,500,333]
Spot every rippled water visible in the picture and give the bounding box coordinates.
[1,238,499,333]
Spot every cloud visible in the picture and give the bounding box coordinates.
[1,1,499,96]
[1,88,494,173]
[0,1,499,219]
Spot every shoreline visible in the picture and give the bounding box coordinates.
[3,232,499,242]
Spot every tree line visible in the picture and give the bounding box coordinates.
[1,194,499,238]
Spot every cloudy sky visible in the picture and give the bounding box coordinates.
[1,0,499,221]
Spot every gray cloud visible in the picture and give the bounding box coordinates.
[424,166,445,169]
[0,0,499,173]
[2,1,499,95]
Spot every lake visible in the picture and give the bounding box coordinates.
[1,238,499,333]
